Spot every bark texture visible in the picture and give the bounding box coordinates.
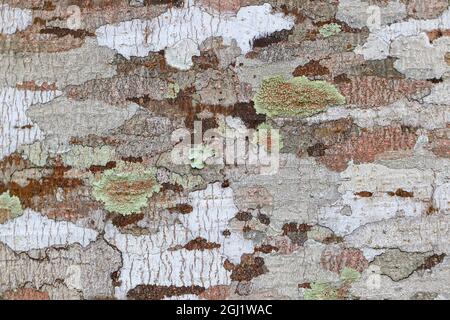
[0,0,449,300]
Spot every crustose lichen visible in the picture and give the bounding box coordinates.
[253,76,345,118]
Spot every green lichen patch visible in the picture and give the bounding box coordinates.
[188,145,215,169]
[165,82,180,99]
[0,191,23,223]
[303,282,338,300]
[62,145,116,169]
[253,76,345,118]
[319,23,342,38]
[92,162,160,215]
[340,267,361,283]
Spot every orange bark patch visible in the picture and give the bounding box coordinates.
[199,0,241,13]
[427,29,450,42]
[199,285,230,300]
[3,288,50,300]
[16,81,57,91]
[336,76,432,107]
[321,248,368,273]
[293,60,330,77]
[316,126,417,171]
[0,164,83,210]
[428,129,450,158]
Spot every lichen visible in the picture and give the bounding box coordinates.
[62,145,115,169]
[319,23,342,38]
[303,282,338,300]
[92,162,160,215]
[165,82,180,99]
[340,267,361,283]
[188,145,215,169]
[0,191,23,223]
[253,76,346,118]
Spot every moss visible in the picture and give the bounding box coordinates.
[253,76,345,118]
[319,23,342,38]
[188,145,215,169]
[340,267,361,283]
[0,191,23,223]
[92,162,160,215]
[303,282,338,300]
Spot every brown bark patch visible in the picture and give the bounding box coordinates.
[88,161,117,173]
[281,222,311,246]
[254,244,279,254]
[316,126,417,171]
[321,248,368,273]
[293,60,330,77]
[235,211,252,222]
[336,76,432,107]
[253,29,293,49]
[40,27,94,39]
[16,81,57,91]
[426,29,450,42]
[418,254,446,271]
[198,0,241,13]
[199,285,230,300]
[127,284,205,300]
[355,191,373,197]
[167,203,193,214]
[3,288,50,300]
[229,254,267,282]
[0,163,83,209]
[111,213,145,227]
[183,237,221,251]
[387,188,414,198]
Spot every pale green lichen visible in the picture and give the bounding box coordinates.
[167,171,205,190]
[253,76,345,118]
[92,162,160,215]
[303,282,338,300]
[304,268,360,300]
[319,23,342,38]
[166,82,180,99]
[188,145,215,169]
[62,145,116,169]
[340,267,361,283]
[20,142,49,166]
[0,191,23,223]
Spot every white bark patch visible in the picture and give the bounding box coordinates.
[319,163,435,235]
[0,209,99,251]
[336,0,407,29]
[0,39,117,88]
[306,101,450,131]
[0,87,61,160]
[0,4,32,35]
[390,34,450,79]
[95,3,295,69]
[434,183,450,213]
[105,182,253,299]
[27,97,139,153]
[355,8,450,61]
[345,215,450,253]
[424,79,450,105]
